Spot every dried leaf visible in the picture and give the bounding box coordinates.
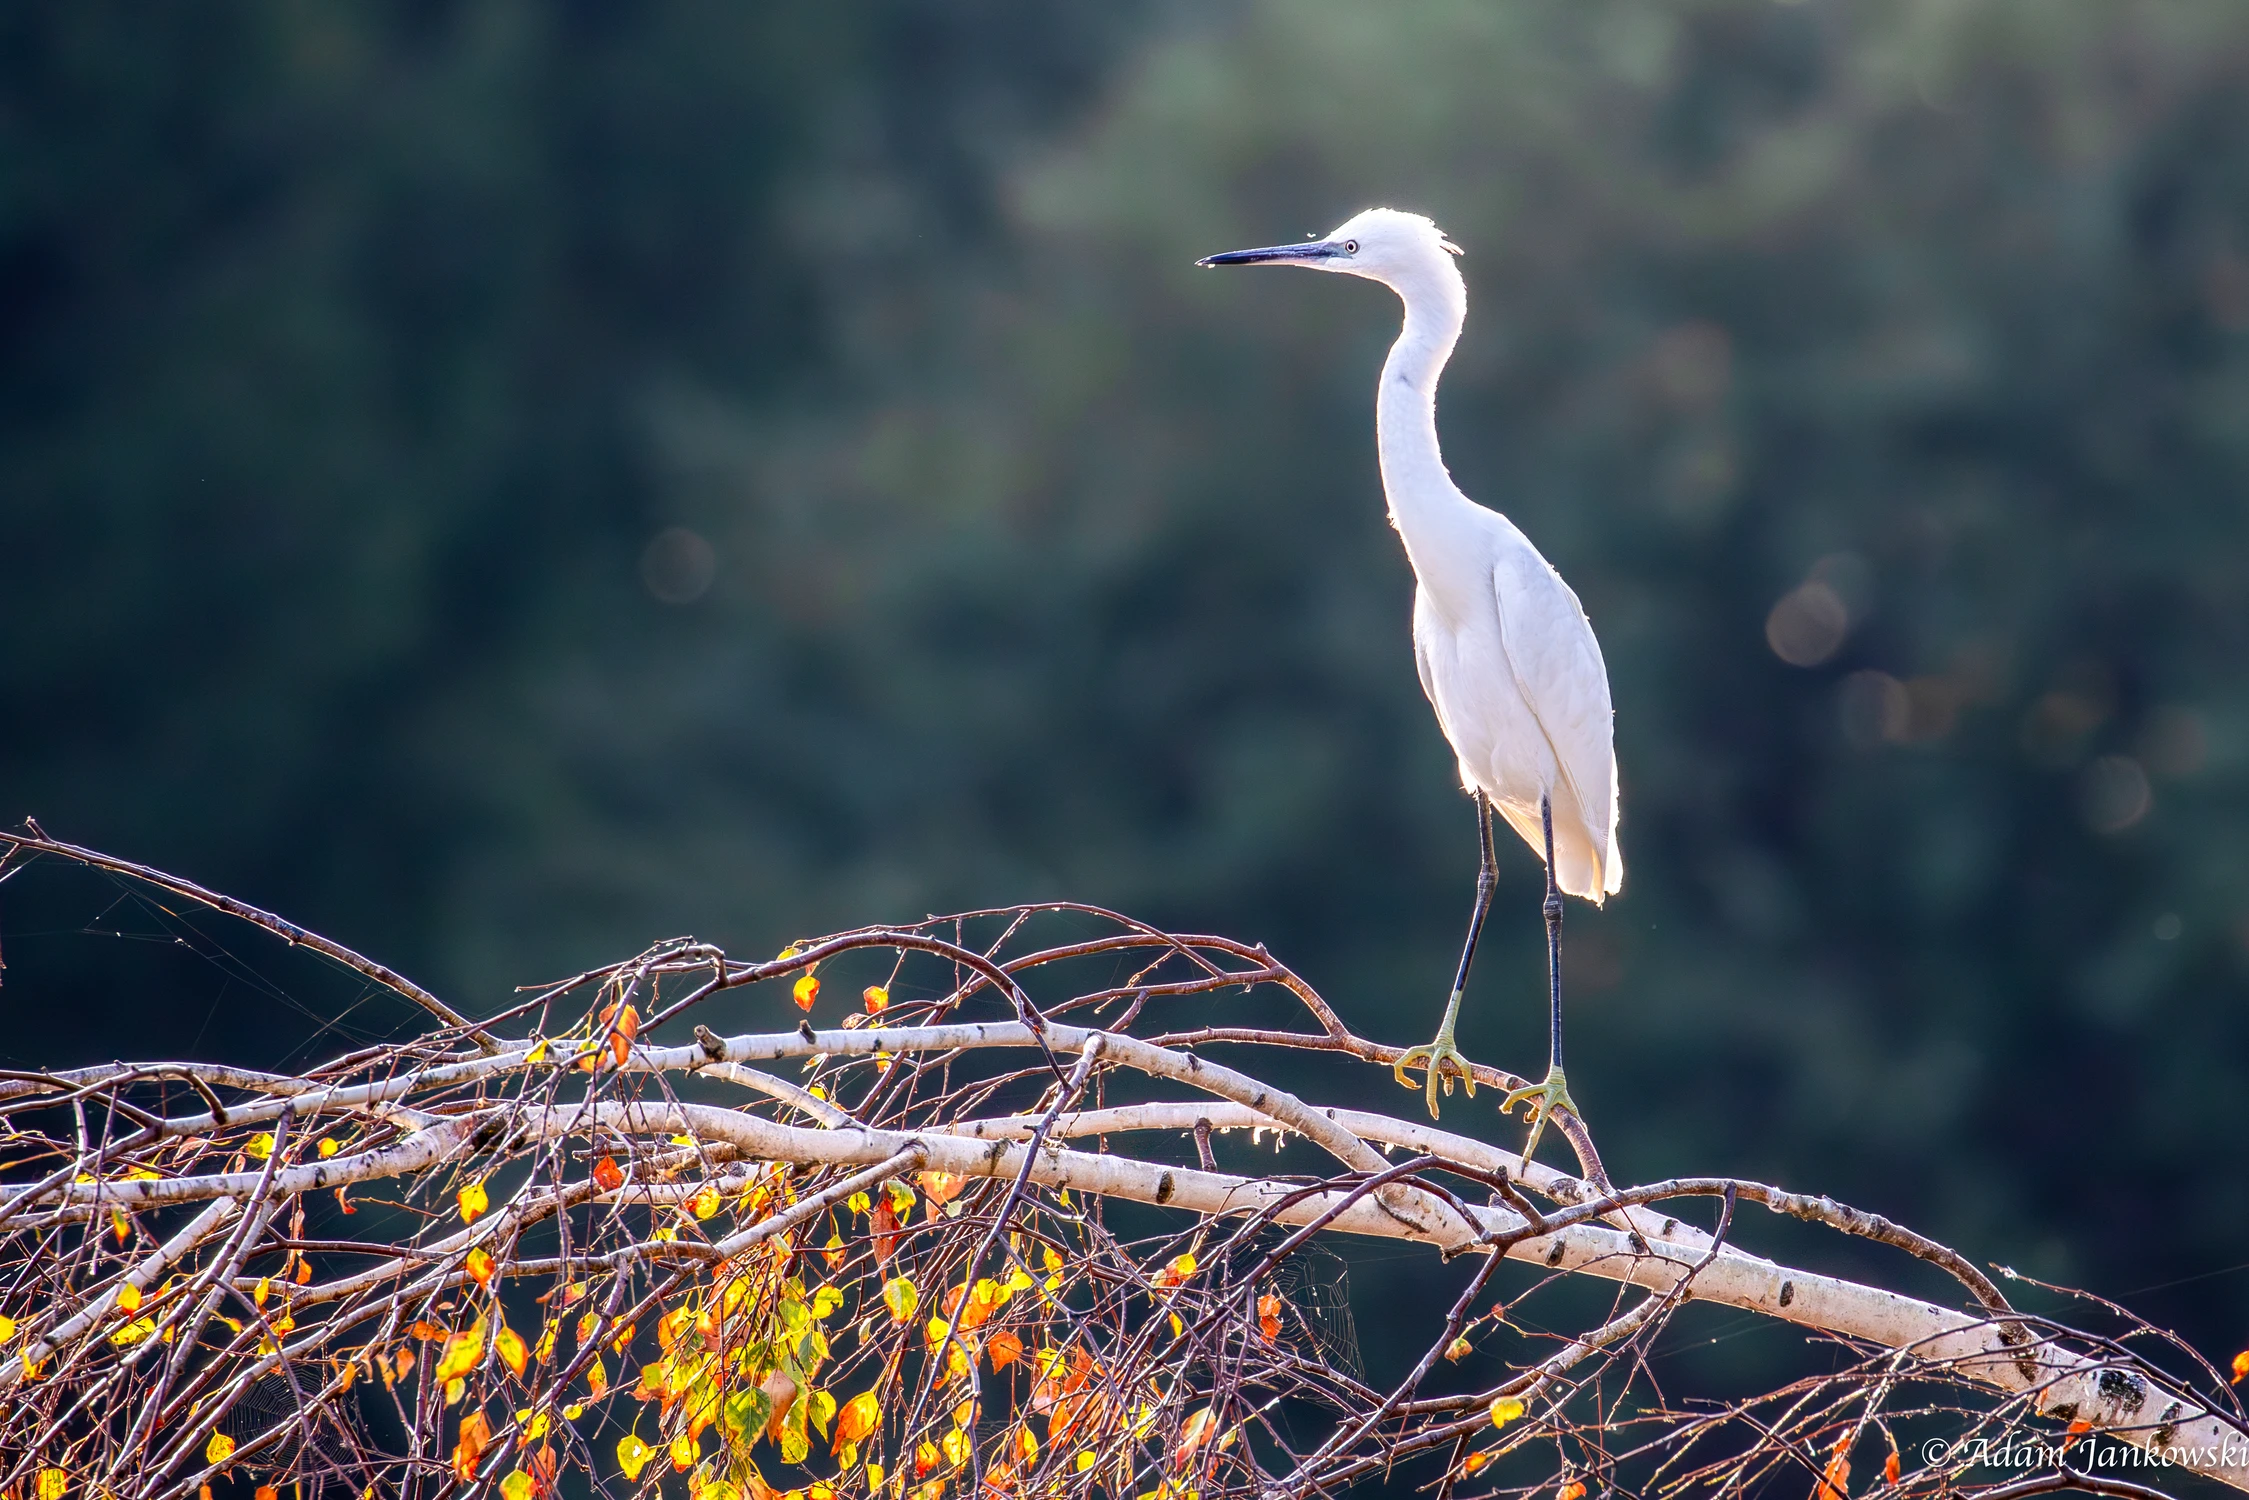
[871,1198,900,1265]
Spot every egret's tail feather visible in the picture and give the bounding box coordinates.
[1495,790,1615,903]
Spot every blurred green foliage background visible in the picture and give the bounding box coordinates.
[7,0,2249,1398]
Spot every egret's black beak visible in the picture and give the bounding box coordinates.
[1196,239,1339,268]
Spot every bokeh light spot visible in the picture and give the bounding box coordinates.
[640,527,717,605]
[1767,580,1849,667]
[2079,755,2151,834]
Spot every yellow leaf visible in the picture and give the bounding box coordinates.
[941,1428,970,1467]
[526,1038,550,1065]
[206,1432,236,1464]
[318,1138,340,1159]
[459,1179,491,1223]
[468,1247,497,1287]
[0,1314,15,1341]
[691,1185,722,1221]
[244,1133,274,1161]
[109,1316,158,1347]
[793,975,821,1011]
[501,1471,536,1500]
[670,1430,701,1472]
[35,1469,68,1500]
[862,985,889,1014]
[616,1435,655,1482]
[117,1283,142,1314]
[1488,1396,1525,1429]
[434,1316,488,1385]
[495,1327,528,1377]
[866,1462,886,1488]
[1076,1452,1096,1473]
[882,1276,919,1324]
[253,1277,271,1309]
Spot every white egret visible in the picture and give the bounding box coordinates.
[1199,209,1621,1149]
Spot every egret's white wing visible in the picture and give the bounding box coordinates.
[1490,542,1622,899]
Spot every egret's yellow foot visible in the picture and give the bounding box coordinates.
[1393,1025,1477,1121]
[1501,1065,1577,1164]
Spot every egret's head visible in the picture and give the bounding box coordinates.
[1197,208,1462,292]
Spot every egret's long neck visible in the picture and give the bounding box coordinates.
[1374,261,1475,566]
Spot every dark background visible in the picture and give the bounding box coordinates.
[7,0,2249,1438]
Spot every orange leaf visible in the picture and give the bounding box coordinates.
[834,1390,882,1450]
[863,985,890,1014]
[606,1004,638,1067]
[293,1257,312,1285]
[586,1355,609,1400]
[919,1171,968,1207]
[256,1488,279,1500]
[1884,1450,1901,1484]
[1257,1293,1283,1343]
[2233,1350,2249,1385]
[871,1198,900,1265]
[467,1247,496,1288]
[593,1156,624,1193]
[986,1331,1023,1372]
[454,1410,493,1482]
[1461,1453,1492,1477]
[495,1327,528,1377]
[1557,1484,1587,1500]
[793,975,821,1011]
[1816,1431,1852,1500]
[336,1185,355,1214]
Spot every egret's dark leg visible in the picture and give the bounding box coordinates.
[1503,794,1580,1161]
[1394,791,1496,1119]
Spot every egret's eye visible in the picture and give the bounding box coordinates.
[1342,239,1360,254]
